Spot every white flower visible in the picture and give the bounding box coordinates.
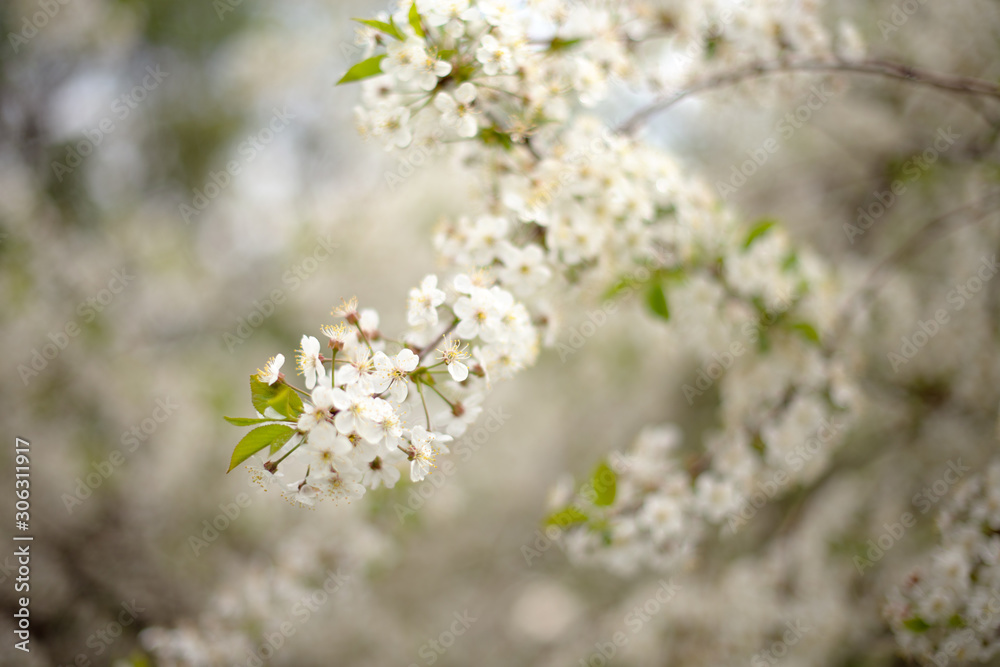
[321,322,353,352]
[372,104,413,149]
[285,479,321,507]
[297,385,336,432]
[409,443,435,482]
[408,274,447,327]
[408,425,453,481]
[338,347,377,392]
[637,494,686,543]
[453,271,494,295]
[372,348,419,402]
[477,0,518,27]
[246,456,286,494]
[324,466,367,503]
[362,453,404,489]
[344,431,381,467]
[307,422,353,463]
[412,424,452,454]
[297,335,326,389]
[371,404,407,453]
[465,215,509,265]
[454,288,500,341]
[497,242,552,295]
[256,354,284,385]
[435,83,480,138]
[419,0,477,26]
[435,391,484,438]
[476,34,516,76]
[415,50,453,91]
[438,338,470,382]
[332,383,384,443]
[694,474,738,523]
[382,38,427,84]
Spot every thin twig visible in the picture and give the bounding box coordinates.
[618,58,1000,135]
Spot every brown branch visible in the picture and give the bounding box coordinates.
[618,58,1000,135]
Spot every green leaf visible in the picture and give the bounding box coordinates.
[789,321,821,345]
[782,251,799,271]
[591,462,617,507]
[545,505,589,527]
[250,376,304,420]
[603,276,640,300]
[646,282,670,320]
[705,35,721,59]
[352,18,404,41]
[408,3,425,38]
[743,219,776,248]
[227,425,296,473]
[548,37,582,52]
[902,617,931,634]
[480,127,514,151]
[337,54,388,85]
[224,416,284,426]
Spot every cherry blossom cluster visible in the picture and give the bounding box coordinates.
[234,272,537,506]
[336,0,864,577]
[885,459,1000,665]
[533,197,860,574]
[350,0,854,152]
[569,474,871,665]
[432,116,711,297]
[352,0,645,151]
[635,0,865,93]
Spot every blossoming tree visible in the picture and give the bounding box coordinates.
[199,0,1000,664]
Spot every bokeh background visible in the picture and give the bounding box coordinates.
[2,0,1000,665]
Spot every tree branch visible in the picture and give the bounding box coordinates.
[618,58,1000,135]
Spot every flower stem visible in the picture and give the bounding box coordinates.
[416,381,432,430]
